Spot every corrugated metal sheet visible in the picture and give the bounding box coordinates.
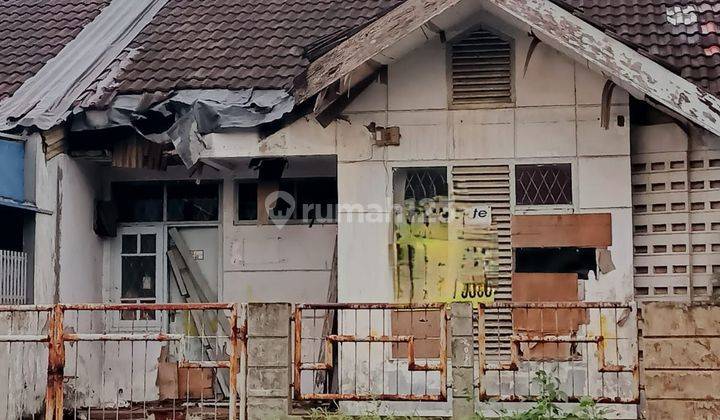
[452,165,512,359]
[0,0,168,131]
[450,28,512,105]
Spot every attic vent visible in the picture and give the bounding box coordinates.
[450,28,512,105]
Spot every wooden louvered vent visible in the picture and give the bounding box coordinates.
[450,28,512,105]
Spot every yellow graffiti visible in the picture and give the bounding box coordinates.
[394,199,498,304]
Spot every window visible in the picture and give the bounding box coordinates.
[275,178,337,222]
[450,27,512,106]
[166,182,219,222]
[114,183,163,223]
[235,178,337,224]
[236,182,258,221]
[515,164,572,206]
[113,181,220,223]
[119,231,159,320]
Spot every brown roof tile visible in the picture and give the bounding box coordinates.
[0,0,111,100]
[561,0,720,95]
[112,0,404,95]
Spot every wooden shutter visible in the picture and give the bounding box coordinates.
[452,165,512,359]
[450,28,512,105]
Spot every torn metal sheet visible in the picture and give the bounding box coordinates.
[0,0,168,132]
[483,0,720,136]
[72,89,294,167]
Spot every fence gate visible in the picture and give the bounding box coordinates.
[293,303,448,402]
[0,303,246,420]
[476,302,640,404]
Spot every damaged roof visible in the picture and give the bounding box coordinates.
[111,0,404,95]
[561,0,720,95]
[0,0,111,100]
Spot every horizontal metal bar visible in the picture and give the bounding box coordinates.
[178,361,231,369]
[408,362,443,372]
[63,333,184,342]
[60,303,234,311]
[512,334,602,343]
[299,362,332,371]
[298,393,446,402]
[487,302,632,309]
[0,304,54,312]
[296,303,445,310]
[0,334,49,342]
[327,334,412,343]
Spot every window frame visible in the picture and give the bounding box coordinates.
[233,177,339,226]
[112,181,222,225]
[512,162,576,213]
[446,25,516,110]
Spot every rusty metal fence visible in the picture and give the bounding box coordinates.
[0,303,246,420]
[293,303,448,402]
[477,302,639,404]
[292,301,639,407]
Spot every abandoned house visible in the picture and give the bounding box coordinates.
[0,0,719,418]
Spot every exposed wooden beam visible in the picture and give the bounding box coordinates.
[295,0,462,103]
[484,0,720,136]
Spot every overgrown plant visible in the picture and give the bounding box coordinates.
[308,401,413,420]
[494,371,611,420]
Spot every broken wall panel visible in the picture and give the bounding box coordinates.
[511,273,587,360]
[511,213,612,248]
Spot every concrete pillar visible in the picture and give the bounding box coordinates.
[246,303,292,420]
[451,302,475,419]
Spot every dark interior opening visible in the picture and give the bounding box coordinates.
[515,247,597,279]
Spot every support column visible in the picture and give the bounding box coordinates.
[246,303,292,420]
[451,302,475,418]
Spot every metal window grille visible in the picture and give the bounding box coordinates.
[515,164,572,206]
[403,168,448,201]
[450,27,512,105]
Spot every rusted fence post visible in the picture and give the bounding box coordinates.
[229,304,239,420]
[44,304,64,420]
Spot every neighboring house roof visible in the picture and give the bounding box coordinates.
[561,0,720,96]
[112,0,404,95]
[0,0,111,100]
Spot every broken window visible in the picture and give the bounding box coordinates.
[515,247,597,279]
[515,163,572,206]
[113,181,220,223]
[236,181,258,221]
[450,27,512,106]
[166,182,219,222]
[271,178,337,223]
[114,183,163,223]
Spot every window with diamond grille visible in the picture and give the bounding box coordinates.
[450,27,512,105]
[515,164,572,205]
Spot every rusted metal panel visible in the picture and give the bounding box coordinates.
[295,0,462,103]
[483,0,720,136]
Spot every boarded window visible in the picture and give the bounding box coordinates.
[515,164,572,205]
[450,27,512,105]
